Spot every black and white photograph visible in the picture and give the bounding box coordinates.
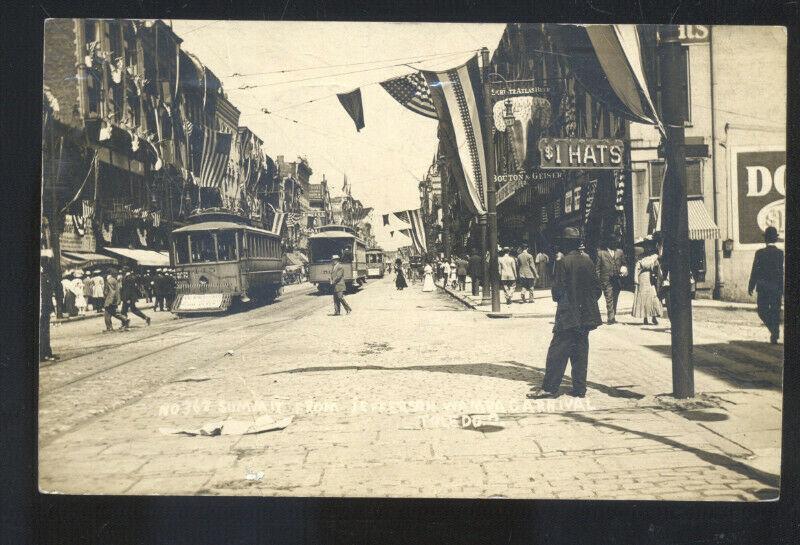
[38,20,786,501]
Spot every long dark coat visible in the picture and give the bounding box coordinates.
[551,249,603,332]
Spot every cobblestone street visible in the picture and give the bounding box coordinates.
[38,277,782,501]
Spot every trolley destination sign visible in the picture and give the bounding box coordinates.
[538,137,626,170]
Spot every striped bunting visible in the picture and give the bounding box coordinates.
[379,72,438,120]
[192,127,233,188]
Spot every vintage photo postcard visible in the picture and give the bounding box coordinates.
[39,20,785,500]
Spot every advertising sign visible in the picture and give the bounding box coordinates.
[659,25,710,44]
[732,149,786,246]
[538,138,625,170]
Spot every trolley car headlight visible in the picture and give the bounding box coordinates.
[199,276,209,286]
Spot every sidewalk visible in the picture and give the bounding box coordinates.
[440,280,762,317]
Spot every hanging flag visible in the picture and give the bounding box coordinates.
[270,210,286,235]
[380,72,438,120]
[422,56,489,216]
[583,179,598,224]
[382,214,390,226]
[198,128,233,188]
[82,200,95,219]
[407,208,427,254]
[615,171,626,211]
[336,88,365,132]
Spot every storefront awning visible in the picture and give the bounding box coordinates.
[61,251,118,269]
[650,200,720,240]
[102,247,171,267]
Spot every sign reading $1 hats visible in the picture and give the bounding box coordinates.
[538,137,625,170]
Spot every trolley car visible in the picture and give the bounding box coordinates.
[169,210,284,314]
[365,248,386,278]
[308,225,367,293]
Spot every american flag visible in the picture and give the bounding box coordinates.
[270,211,286,235]
[285,212,303,227]
[198,128,233,188]
[380,73,438,120]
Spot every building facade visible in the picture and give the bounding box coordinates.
[630,25,787,301]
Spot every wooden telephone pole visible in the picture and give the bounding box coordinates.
[659,26,694,398]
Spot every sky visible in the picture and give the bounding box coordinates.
[170,21,506,249]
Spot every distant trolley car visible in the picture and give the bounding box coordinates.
[308,224,367,293]
[169,210,284,314]
[365,248,386,278]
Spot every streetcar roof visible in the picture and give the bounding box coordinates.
[171,221,279,237]
[308,230,364,241]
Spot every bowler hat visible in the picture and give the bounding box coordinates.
[559,226,581,240]
[764,226,780,243]
[331,254,340,260]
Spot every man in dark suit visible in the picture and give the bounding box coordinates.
[330,254,352,316]
[748,226,784,344]
[530,227,602,398]
[121,268,150,326]
[595,238,628,324]
[468,252,482,296]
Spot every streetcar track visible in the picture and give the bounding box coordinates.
[40,286,321,394]
[39,290,330,446]
[40,286,316,369]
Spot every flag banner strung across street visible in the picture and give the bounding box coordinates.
[422,56,489,216]
[379,72,438,120]
[336,88,365,132]
[389,211,412,234]
[270,210,286,235]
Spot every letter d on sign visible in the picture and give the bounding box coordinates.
[746,166,773,197]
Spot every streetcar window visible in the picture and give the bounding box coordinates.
[190,232,216,263]
[216,231,238,262]
[174,234,190,264]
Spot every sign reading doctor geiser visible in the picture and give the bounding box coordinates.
[734,149,786,245]
[538,138,625,170]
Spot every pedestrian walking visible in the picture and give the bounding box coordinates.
[468,252,482,296]
[516,244,539,303]
[455,256,468,291]
[632,242,662,325]
[422,262,435,292]
[395,258,408,290]
[154,269,170,311]
[71,271,87,314]
[329,254,351,315]
[82,271,94,312]
[529,227,602,399]
[103,269,129,332]
[441,260,451,288]
[448,259,458,289]
[91,270,105,313]
[595,239,628,324]
[165,270,177,311]
[748,226,784,344]
[121,268,151,326]
[498,247,518,305]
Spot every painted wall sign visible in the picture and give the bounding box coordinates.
[733,149,786,246]
[538,138,625,169]
[660,25,710,44]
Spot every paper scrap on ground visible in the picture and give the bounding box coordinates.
[159,415,293,437]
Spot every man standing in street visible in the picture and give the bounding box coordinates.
[468,252,482,296]
[498,247,518,305]
[103,268,129,332]
[121,268,151,326]
[530,227,602,399]
[748,226,784,344]
[330,254,352,316]
[595,238,628,324]
[455,255,469,291]
[40,264,56,362]
[516,244,539,303]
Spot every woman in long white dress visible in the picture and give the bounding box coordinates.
[632,250,662,325]
[422,263,435,292]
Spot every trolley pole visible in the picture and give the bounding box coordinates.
[659,26,694,398]
[481,47,501,314]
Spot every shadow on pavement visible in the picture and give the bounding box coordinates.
[563,411,780,494]
[643,341,783,391]
[266,360,646,399]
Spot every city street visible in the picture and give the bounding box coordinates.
[39,277,782,500]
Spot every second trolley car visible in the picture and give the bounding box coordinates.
[365,248,386,278]
[308,225,368,293]
[169,210,285,314]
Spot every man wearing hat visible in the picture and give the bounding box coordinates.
[530,227,602,399]
[748,226,784,344]
[121,267,151,326]
[103,267,129,331]
[329,254,351,316]
[595,237,628,324]
[498,247,518,305]
[516,243,538,303]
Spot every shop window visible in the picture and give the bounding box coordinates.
[190,232,216,263]
[650,160,703,198]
